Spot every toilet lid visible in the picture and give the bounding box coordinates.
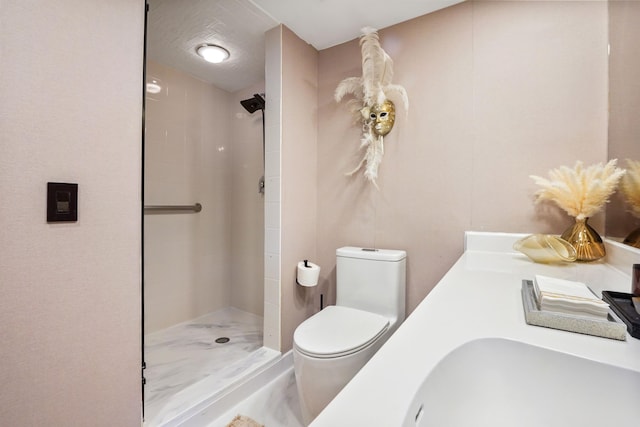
[294,306,389,358]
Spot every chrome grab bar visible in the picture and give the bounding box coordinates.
[144,203,202,213]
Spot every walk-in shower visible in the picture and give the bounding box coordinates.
[143,0,279,424]
[143,76,276,424]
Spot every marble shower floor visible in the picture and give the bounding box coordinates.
[143,307,279,426]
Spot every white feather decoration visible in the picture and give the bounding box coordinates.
[621,159,640,217]
[345,133,384,190]
[335,77,363,103]
[364,136,384,185]
[384,84,409,114]
[334,28,409,186]
[346,132,374,176]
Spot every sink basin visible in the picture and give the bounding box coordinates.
[404,338,640,427]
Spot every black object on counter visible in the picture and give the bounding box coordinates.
[602,291,640,339]
[633,264,640,296]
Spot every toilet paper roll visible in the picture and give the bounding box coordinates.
[297,261,321,287]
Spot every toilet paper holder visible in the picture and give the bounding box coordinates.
[297,259,320,287]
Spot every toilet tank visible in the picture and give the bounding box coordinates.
[336,247,406,324]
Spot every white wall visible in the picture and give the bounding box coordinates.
[0,0,144,425]
[144,60,234,332]
[144,61,265,332]
[231,83,266,316]
[264,26,284,351]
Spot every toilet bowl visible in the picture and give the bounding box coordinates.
[293,305,394,424]
[293,247,406,425]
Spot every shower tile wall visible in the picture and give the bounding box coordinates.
[145,60,232,332]
[145,60,264,333]
[231,86,266,317]
[264,27,284,351]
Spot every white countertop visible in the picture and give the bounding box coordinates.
[311,232,640,426]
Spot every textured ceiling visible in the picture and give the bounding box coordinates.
[146,0,277,93]
[146,0,465,93]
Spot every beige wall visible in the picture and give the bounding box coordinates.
[280,26,320,352]
[0,0,615,420]
[0,0,143,425]
[607,0,640,238]
[315,0,608,317]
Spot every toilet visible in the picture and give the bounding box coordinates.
[293,246,406,425]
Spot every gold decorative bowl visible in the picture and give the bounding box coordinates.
[513,234,577,264]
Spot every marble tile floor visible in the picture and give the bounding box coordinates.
[144,307,280,426]
[206,363,304,427]
[184,351,304,427]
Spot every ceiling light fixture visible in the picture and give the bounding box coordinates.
[196,44,230,63]
[146,79,162,94]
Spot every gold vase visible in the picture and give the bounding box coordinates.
[623,227,640,249]
[560,218,605,262]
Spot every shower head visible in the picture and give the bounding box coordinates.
[240,93,265,114]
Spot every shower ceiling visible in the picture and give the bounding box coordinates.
[146,0,465,93]
[146,0,277,92]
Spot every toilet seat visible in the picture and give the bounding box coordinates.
[294,306,389,359]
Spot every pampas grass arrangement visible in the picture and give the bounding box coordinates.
[620,159,640,218]
[620,159,640,248]
[530,160,625,221]
[530,159,625,261]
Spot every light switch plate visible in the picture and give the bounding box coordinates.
[47,182,78,222]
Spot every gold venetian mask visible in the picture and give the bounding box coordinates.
[369,99,396,136]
